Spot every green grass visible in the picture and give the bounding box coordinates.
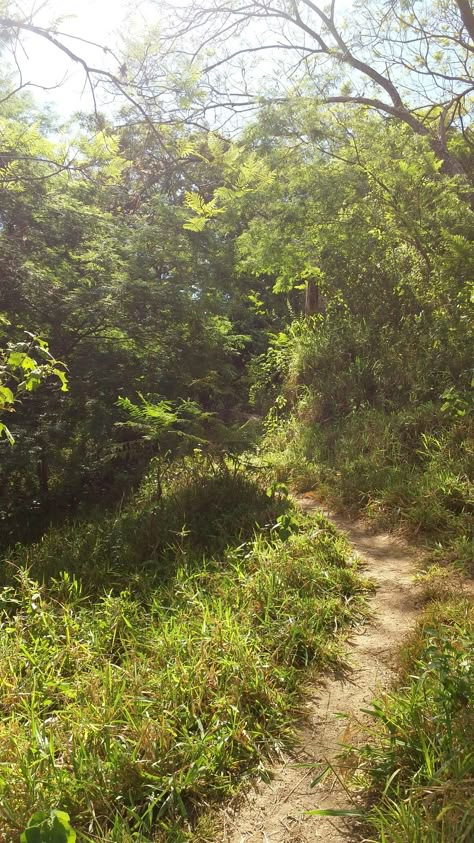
[6,457,286,593]
[0,463,367,842]
[352,600,474,842]
[263,406,473,572]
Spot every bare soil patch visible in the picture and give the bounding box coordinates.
[220,494,421,843]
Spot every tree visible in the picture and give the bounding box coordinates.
[0,1,128,113]
[234,106,473,415]
[0,0,199,166]
[158,0,474,176]
[0,91,272,543]
[3,1,473,178]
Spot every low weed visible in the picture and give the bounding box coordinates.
[413,564,465,604]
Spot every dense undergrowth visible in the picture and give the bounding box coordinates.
[265,406,473,569]
[259,323,473,573]
[6,457,282,592]
[254,310,473,839]
[0,461,367,842]
[354,599,474,842]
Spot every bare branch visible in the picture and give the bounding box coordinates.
[0,16,178,160]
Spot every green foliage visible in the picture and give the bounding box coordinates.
[243,115,473,410]
[0,326,67,444]
[249,329,293,412]
[354,601,474,842]
[0,20,472,843]
[21,810,76,843]
[263,402,473,568]
[182,137,275,232]
[0,98,274,543]
[440,385,474,419]
[8,459,282,589]
[0,469,366,841]
[118,394,179,428]
[249,118,473,560]
[115,394,214,458]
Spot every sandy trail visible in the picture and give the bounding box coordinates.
[221,494,420,843]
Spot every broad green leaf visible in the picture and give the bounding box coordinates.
[20,355,37,372]
[53,368,69,392]
[0,422,14,444]
[23,373,43,392]
[20,828,41,843]
[21,810,76,843]
[51,810,76,843]
[7,351,25,368]
[0,386,14,406]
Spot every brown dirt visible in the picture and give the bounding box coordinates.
[220,493,421,843]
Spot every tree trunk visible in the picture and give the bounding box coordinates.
[305,279,326,316]
[37,452,49,499]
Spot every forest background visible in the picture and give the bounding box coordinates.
[0,1,472,841]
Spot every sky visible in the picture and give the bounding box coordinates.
[8,0,359,123]
[8,0,153,116]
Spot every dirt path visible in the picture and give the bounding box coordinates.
[221,494,420,843]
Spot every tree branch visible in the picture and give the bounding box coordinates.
[455,0,474,44]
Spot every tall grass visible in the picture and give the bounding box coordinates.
[0,462,367,842]
[264,406,473,571]
[354,600,474,842]
[6,457,286,593]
